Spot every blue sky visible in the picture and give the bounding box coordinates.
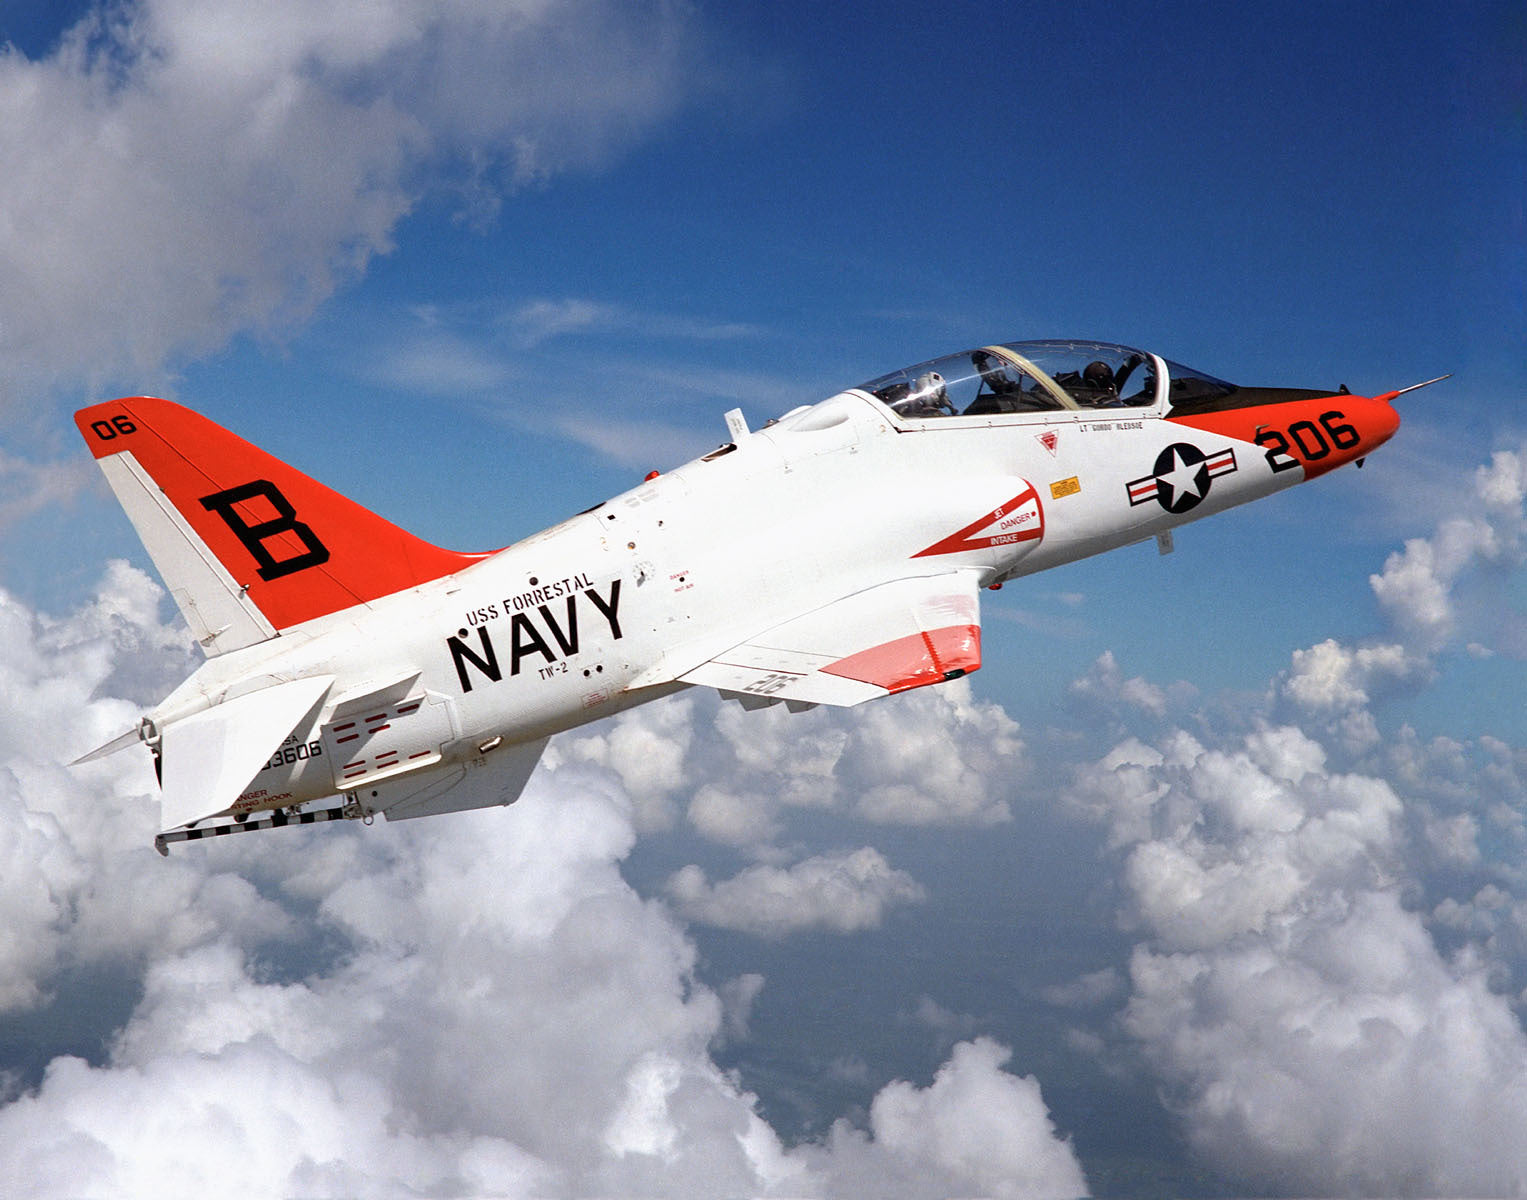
[0,2,1524,1196]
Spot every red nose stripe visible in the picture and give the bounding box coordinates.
[1168,395,1399,481]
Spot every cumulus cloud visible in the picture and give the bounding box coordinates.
[0,562,272,1011]
[714,679,1022,829]
[840,681,1023,824]
[1123,895,1527,1196]
[1280,637,1421,715]
[800,1039,1088,1200]
[1069,650,1172,718]
[0,0,705,397]
[667,848,927,938]
[1054,440,1527,1193]
[1368,447,1527,656]
[554,691,699,830]
[0,563,1086,1200]
[560,677,1025,853]
[1071,709,1527,1193]
[686,782,784,847]
[1273,443,1527,760]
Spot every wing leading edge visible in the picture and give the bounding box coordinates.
[679,573,982,707]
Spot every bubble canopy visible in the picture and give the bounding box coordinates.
[853,339,1236,419]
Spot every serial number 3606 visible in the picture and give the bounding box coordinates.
[265,741,323,770]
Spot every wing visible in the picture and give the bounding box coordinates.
[678,572,981,707]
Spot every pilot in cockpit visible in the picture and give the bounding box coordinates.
[1078,360,1118,405]
[892,371,955,417]
[967,351,1038,414]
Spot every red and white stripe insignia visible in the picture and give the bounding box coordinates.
[1127,476,1160,505]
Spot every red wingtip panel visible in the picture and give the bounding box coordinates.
[822,624,982,694]
[76,397,488,630]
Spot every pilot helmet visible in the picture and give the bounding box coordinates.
[1082,360,1116,392]
[913,371,947,403]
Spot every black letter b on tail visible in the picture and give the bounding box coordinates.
[200,480,330,581]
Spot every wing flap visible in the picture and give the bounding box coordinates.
[680,573,982,707]
[159,675,335,831]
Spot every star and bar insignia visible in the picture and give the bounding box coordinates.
[1126,443,1237,514]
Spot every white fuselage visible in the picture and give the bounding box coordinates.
[152,384,1301,819]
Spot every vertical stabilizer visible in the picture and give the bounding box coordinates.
[76,398,489,653]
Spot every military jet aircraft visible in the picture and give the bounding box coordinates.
[72,339,1440,852]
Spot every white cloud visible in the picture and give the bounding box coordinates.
[0,562,278,1011]
[0,563,1086,1200]
[1069,650,1170,717]
[1072,710,1527,1193]
[1123,894,1527,1196]
[554,691,698,830]
[505,297,763,350]
[686,784,783,848]
[829,680,1023,826]
[2,946,558,1200]
[1368,448,1527,655]
[562,679,1024,854]
[1041,968,1125,1011]
[0,451,94,535]
[667,848,927,938]
[1055,441,1527,1189]
[1272,445,1527,755]
[0,0,705,395]
[801,1039,1088,1200]
[1279,637,1421,714]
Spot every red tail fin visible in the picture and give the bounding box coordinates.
[76,397,486,637]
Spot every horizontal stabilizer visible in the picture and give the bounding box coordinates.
[679,573,982,707]
[160,675,334,831]
[71,723,145,766]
